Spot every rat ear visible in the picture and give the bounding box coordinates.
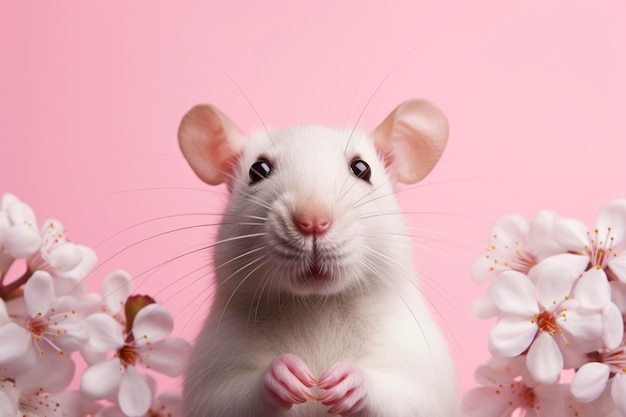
[178,104,246,186]
[372,99,448,184]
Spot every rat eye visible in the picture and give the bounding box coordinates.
[350,159,371,183]
[249,160,273,184]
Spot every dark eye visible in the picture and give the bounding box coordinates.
[350,159,371,183]
[249,160,273,184]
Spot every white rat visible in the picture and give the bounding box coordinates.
[178,99,459,417]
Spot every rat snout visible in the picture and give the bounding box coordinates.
[292,205,332,237]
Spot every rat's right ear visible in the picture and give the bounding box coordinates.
[178,104,246,186]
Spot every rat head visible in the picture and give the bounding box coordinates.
[178,100,448,297]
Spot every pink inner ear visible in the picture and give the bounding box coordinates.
[178,104,247,187]
[372,99,448,185]
[222,152,242,192]
[378,150,395,170]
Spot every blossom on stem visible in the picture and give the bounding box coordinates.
[488,265,604,384]
[94,391,183,417]
[461,357,564,417]
[554,199,626,283]
[571,342,626,416]
[470,211,564,318]
[471,211,563,283]
[12,351,83,417]
[28,218,97,285]
[0,193,42,260]
[0,271,88,375]
[80,304,191,416]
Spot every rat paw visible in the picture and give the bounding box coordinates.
[318,362,367,416]
[264,353,317,410]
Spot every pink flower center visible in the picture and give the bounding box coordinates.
[601,344,626,374]
[535,310,558,335]
[147,406,174,417]
[19,389,62,416]
[486,237,538,275]
[117,344,139,367]
[495,381,540,413]
[27,308,75,355]
[585,227,616,272]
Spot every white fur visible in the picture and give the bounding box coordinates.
[180,104,458,417]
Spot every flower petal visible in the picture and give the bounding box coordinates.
[490,215,529,247]
[611,373,626,416]
[85,313,125,353]
[6,200,37,224]
[609,252,626,283]
[93,406,126,417]
[470,296,499,319]
[0,322,36,374]
[102,270,133,314]
[0,193,20,210]
[602,302,624,350]
[141,338,191,377]
[23,270,55,317]
[118,366,152,416]
[473,363,514,387]
[611,280,626,313]
[155,392,183,416]
[535,259,579,308]
[60,244,98,280]
[16,350,75,392]
[526,332,563,384]
[0,389,18,416]
[48,391,85,417]
[489,271,537,316]
[132,304,173,343]
[570,362,610,403]
[559,302,603,343]
[470,254,501,283]
[528,253,589,284]
[596,199,626,245]
[55,319,90,352]
[574,267,610,309]
[460,387,512,417]
[554,218,589,252]
[0,299,10,326]
[45,241,82,272]
[528,210,563,260]
[3,223,42,258]
[488,316,537,357]
[81,358,122,400]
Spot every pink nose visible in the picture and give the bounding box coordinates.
[294,212,332,236]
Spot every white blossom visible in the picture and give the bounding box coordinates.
[554,199,626,282]
[81,304,191,416]
[488,266,604,383]
[0,271,88,375]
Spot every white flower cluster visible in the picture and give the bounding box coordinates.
[0,193,191,417]
[462,199,626,417]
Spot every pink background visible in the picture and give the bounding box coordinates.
[2,1,625,400]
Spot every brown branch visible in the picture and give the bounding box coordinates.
[0,269,33,299]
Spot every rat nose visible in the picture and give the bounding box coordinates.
[294,209,332,236]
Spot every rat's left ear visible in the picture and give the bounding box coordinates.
[372,99,448,184]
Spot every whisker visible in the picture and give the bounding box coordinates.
[216,258,270,334]
[358,244,472,377]
[91,212,224,250]
[188,40,272,145]
[92,223,224,274]
[405,226,486,249]
[74,186,226,204]
[344,45,420,152]
[124,232,267,286]
[355,252,436,363]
